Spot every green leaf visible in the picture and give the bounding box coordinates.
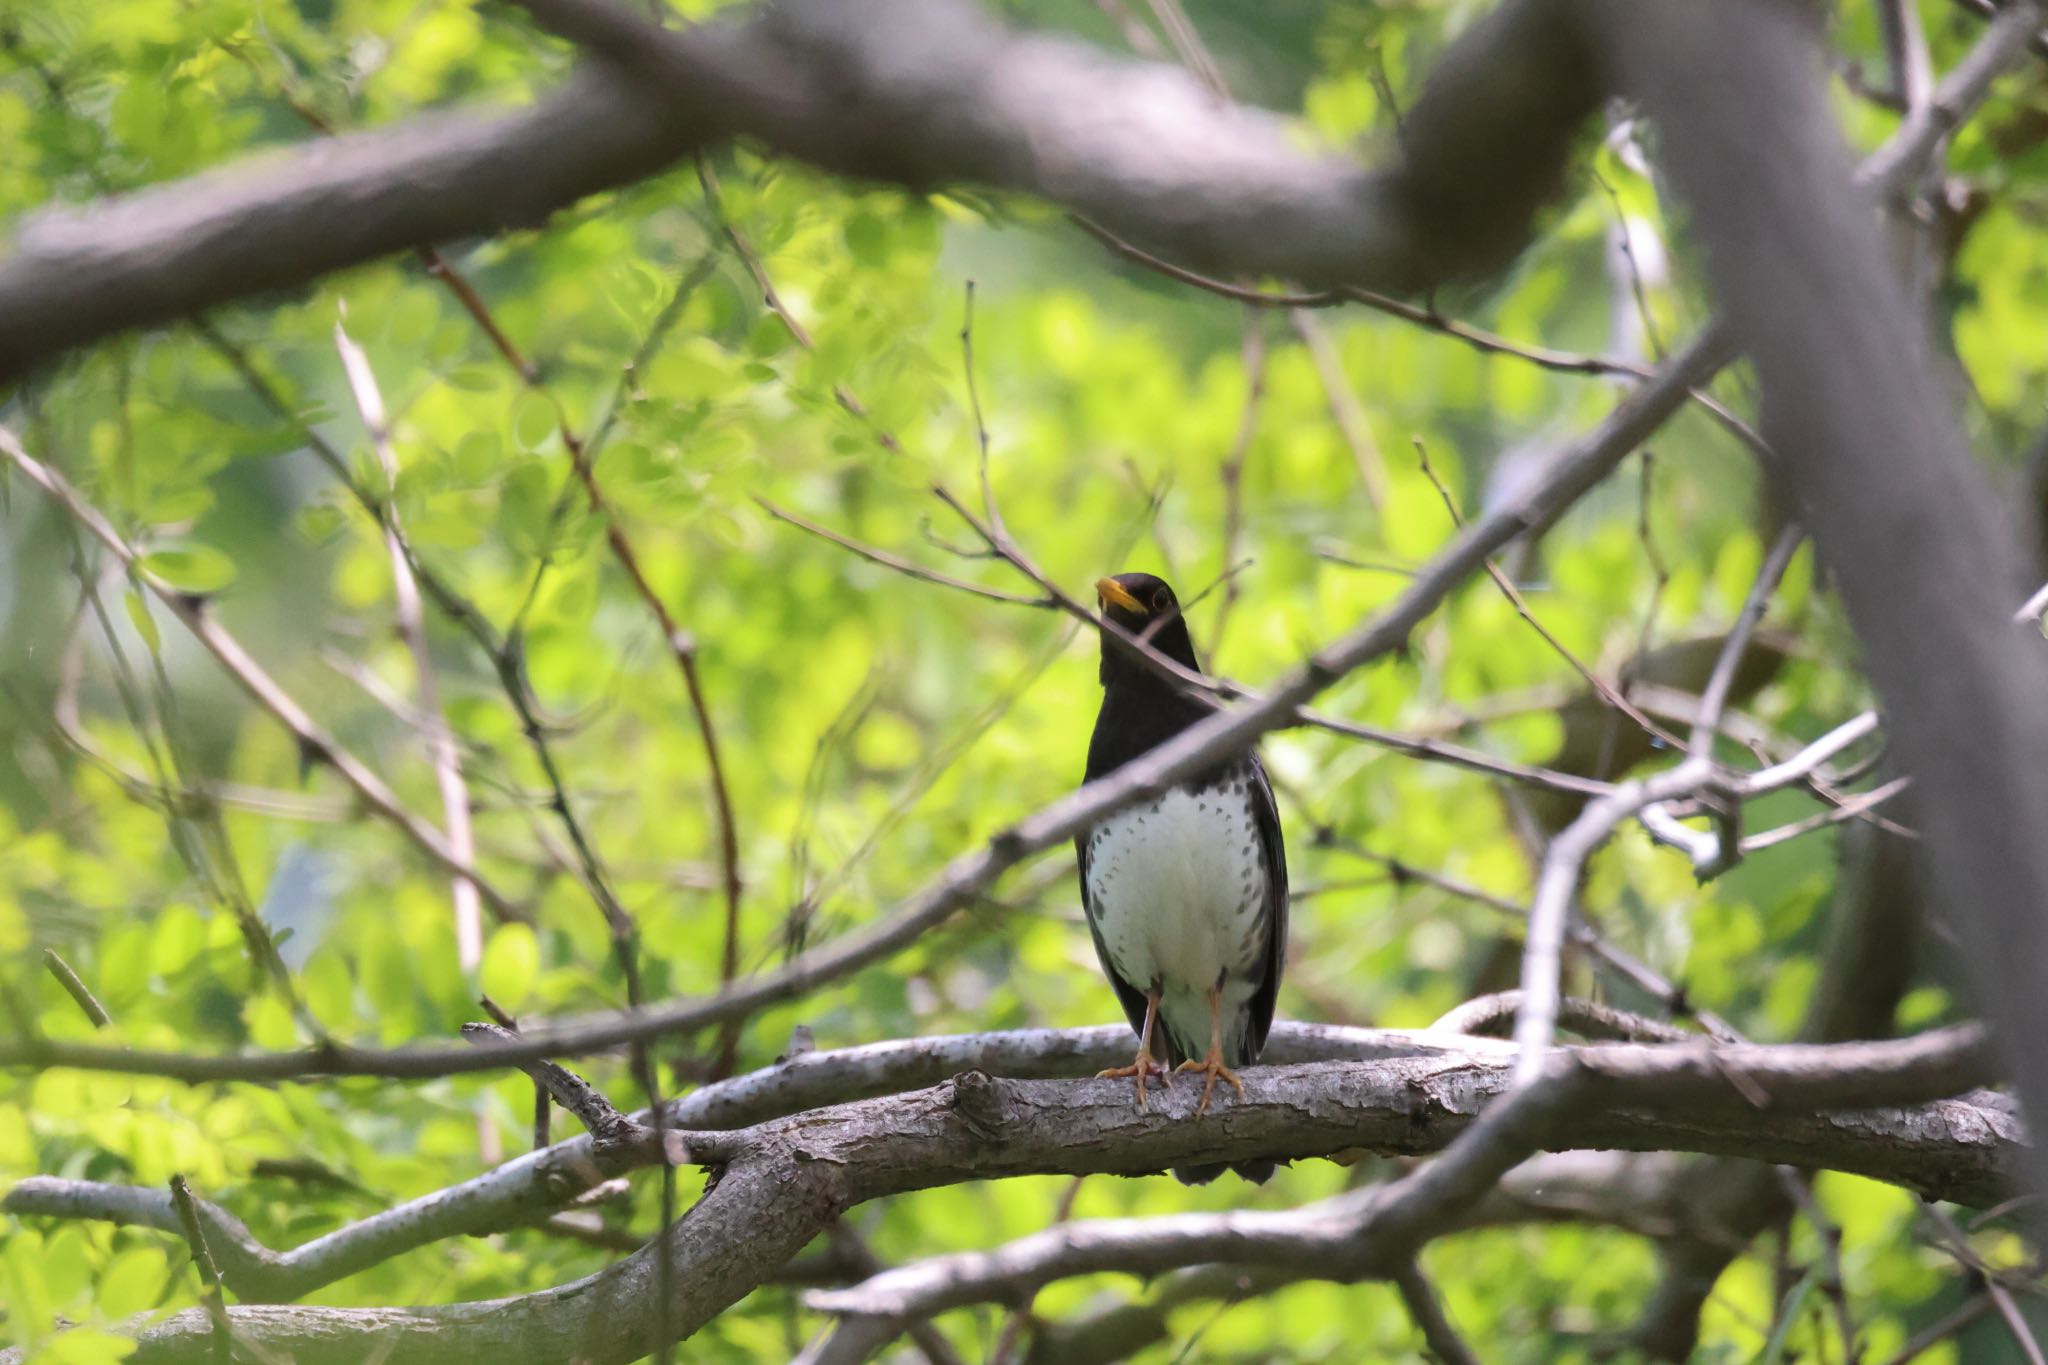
[497,460,557,558]
[511,390,558,452]
[136,485,215,526]
[140,543,237,594]
[842,211,890,267]
[295,501,347,546]
[453,431,502,483]
[97,1247,168,1318]
[480,923,540,1012]
[123,588,161,653]
[32,1328,138,1364]
[244,992,297,1050]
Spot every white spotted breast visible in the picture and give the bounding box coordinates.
[1081,766,1271,1052]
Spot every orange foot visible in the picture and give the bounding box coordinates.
[1097,1052,1173,1111]
[1176,1049,1247,1114]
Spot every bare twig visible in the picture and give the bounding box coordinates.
[168,1175,236,1364]
[482,997,554,1151]
[1213,311,1268,652]
[1881,1292,1996,1365]
[1291,310,1389,507]
[1413,435,1672,744]
[1691,523,1804,761]
[334,318,485,971]
[0,424,520,921]
[462,1021,685,1163]
[755,501,1047,606]
[1068,215,1772,460]
[696,155,901,454]
[1514,711,1880,1081]
[1392,1259,1481,1365]
[40,948,109,1028]
[1430,991,1692,1044]
[1923,1202,2048,1365]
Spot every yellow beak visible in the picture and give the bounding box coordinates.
[1095,577,1144,613]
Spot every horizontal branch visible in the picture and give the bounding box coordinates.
[1,1022,1493,1303]
[6,1027,2014,1365]
[799,1027,2010,1348]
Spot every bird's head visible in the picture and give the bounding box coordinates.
[1095,572,1201,681]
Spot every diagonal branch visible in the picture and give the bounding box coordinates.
[1597,0,2048,1204]
[0,424,521,921]
[0,0,1597,379]
[334,319,486,971]
[2,322,1738,1087]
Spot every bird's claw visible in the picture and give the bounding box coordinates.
[1176,1051,1246,1114]
[1097,1054,1172,1110]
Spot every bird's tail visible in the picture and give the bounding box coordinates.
[1161,1021,1273,1185]
[1172,1159,1274,1186]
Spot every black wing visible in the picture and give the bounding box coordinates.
[1076,829,1154,1042]
[1241,751,1289,1059]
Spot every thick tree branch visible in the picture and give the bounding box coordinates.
[1629,812,1927,1358]
[4,1028,2013,1365]
[0,1022,1478,1302]
[0,0,1594,381]
[797,1029,2004,1349]
[1597,0,2048,1205]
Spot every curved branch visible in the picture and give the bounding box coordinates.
[795,1028,2004,1341]
[1,1022,1489,1303]
[1432,991,1693,1043]
[1597,0,2048,1205]
[7,1029,2015,1364]
[0,0,1598,380]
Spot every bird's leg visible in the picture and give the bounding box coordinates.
[1096,988,1171,1110]
[1175,982,1247,1114]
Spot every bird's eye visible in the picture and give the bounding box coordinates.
[1152,590,1171,612]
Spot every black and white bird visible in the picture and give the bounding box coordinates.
[1076,572,1288,1185]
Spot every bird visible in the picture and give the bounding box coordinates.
[1075,571,1288,1185]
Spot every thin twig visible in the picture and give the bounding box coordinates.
[961,281,1007,543]
[756,499,1048,606]
[1881,1292,1995,1365]
[335,317,485,971]
[1514,711,1880,1079]
[1291,309,1388,508]
[1392,1259,1481,1365]
[1413,435,1674,744]
[1692,523,1804,761]
[169,1175,235,1364]
[1068,214,1770,458]
[696,155,903,455]
[1740,775,1915,854]
[40,948,109,1028]
[1777,1167,1860,1363]
[1430,990,1692,1043]
[0,423,520,920]
[1920,1203,2047,1365]
[481,997,553,1150]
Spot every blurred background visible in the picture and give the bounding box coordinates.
[2,0,2041,1358]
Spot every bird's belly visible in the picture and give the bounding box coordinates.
[1084,784,1269,1026]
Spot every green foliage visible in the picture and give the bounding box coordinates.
[0,0,2027,1360]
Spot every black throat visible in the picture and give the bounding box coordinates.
[1085,614,1218,783]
